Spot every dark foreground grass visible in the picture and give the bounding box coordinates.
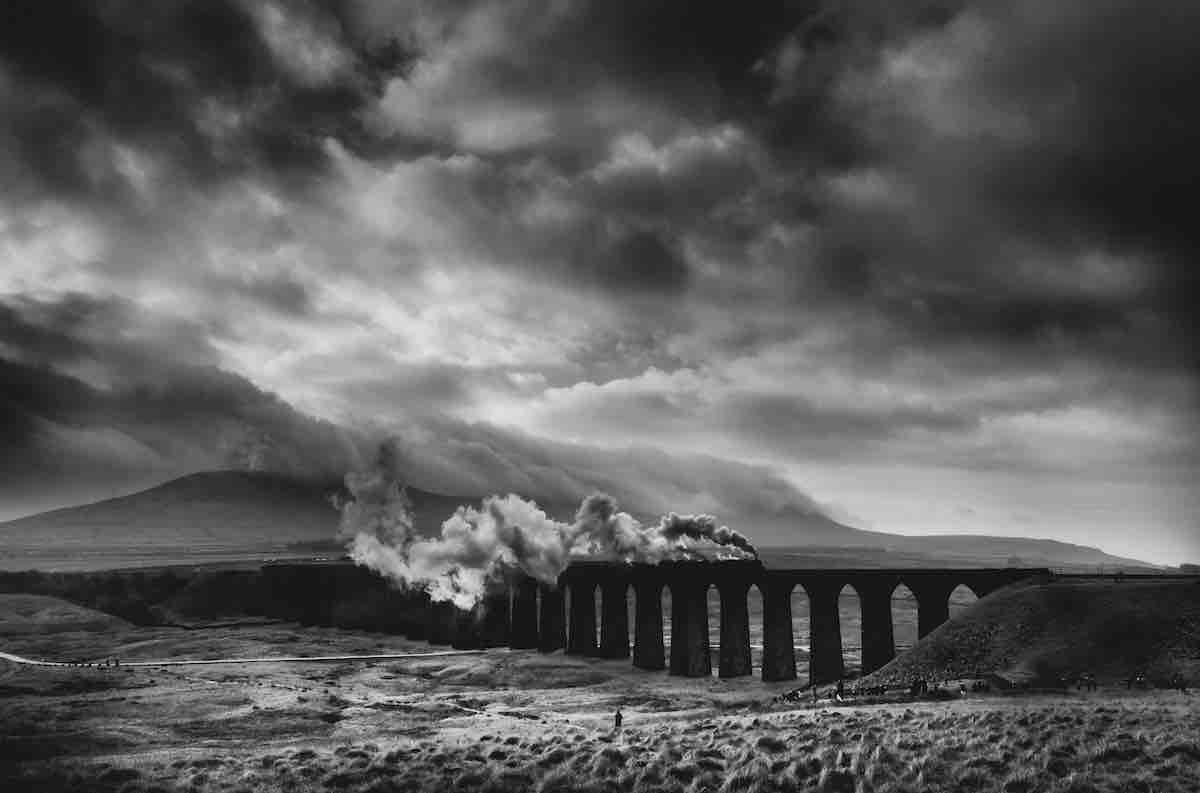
[6,696,1199,793]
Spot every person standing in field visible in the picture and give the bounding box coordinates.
[614,708,623,733]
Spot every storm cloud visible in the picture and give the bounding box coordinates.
[1,0,1197,562]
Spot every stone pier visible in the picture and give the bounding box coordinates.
[807,582,844,684]
[509,575,539,649]
[632,580,665,670]
[858,581,898,675]
[479,591,510,647]
[566,580,598,656]
[599,580,630,659]
[538,584,566,652]
[450,606,480,650]
[718,581,752,678]
[669,581,711,677]
[402,590,431,640]
[910,579,957,639]
[427,600,455,645]
[761,578,796,682]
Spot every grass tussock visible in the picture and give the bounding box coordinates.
[8,698,1198,793]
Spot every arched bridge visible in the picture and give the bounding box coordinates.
[426,560,1050,683]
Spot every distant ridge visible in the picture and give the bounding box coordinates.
[756,534,1159,572]
[879,533,1158,569]
[0,470,485,548]
[0,470,1160,571]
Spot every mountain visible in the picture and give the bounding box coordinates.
[878,533,1156,569]
[0,355,368,524]
[750,517,1158,571]
[0,470,484,550]
[758,531,1158,571]
[0,470,1159,571]
[0,469,859,551]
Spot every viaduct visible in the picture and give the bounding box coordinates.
[413,560,1050,683]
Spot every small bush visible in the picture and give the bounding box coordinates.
[1160,743,1200,761]
[99,767,141,784]
[756,736,787,753]
[538,748,570,768]
[818,768,856,793]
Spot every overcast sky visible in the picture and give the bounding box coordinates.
[1,0,1197,563]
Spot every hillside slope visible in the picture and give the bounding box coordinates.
[0,470,484,548]
[0,469,869,550]
[882,534,1153,568]
[0,593,131,634]
[861,579,1200,686]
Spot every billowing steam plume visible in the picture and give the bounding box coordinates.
[337,445,758,609]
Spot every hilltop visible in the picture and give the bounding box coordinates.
[860,578,1200,686]
[0,470,479,550]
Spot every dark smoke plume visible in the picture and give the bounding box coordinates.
[338,443,759,608]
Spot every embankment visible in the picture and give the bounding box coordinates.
[861,578,1200,687]
[0,562,436,637]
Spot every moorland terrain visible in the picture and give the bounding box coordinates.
[2,577,1199,793]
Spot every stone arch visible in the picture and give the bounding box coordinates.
[625,581,636,650]
[707,583,721,671]
[660,581,673,660]
[789,583,811,682]
[562,581,572,649]
[948,583,978,619]
[902,576,958,638]
[837,582,861,676]
[962,578,996,600]
[593,585,604,649]
[748,582,765,674]
[890,582,919,653]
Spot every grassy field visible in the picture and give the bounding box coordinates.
[3,592,1198,793]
